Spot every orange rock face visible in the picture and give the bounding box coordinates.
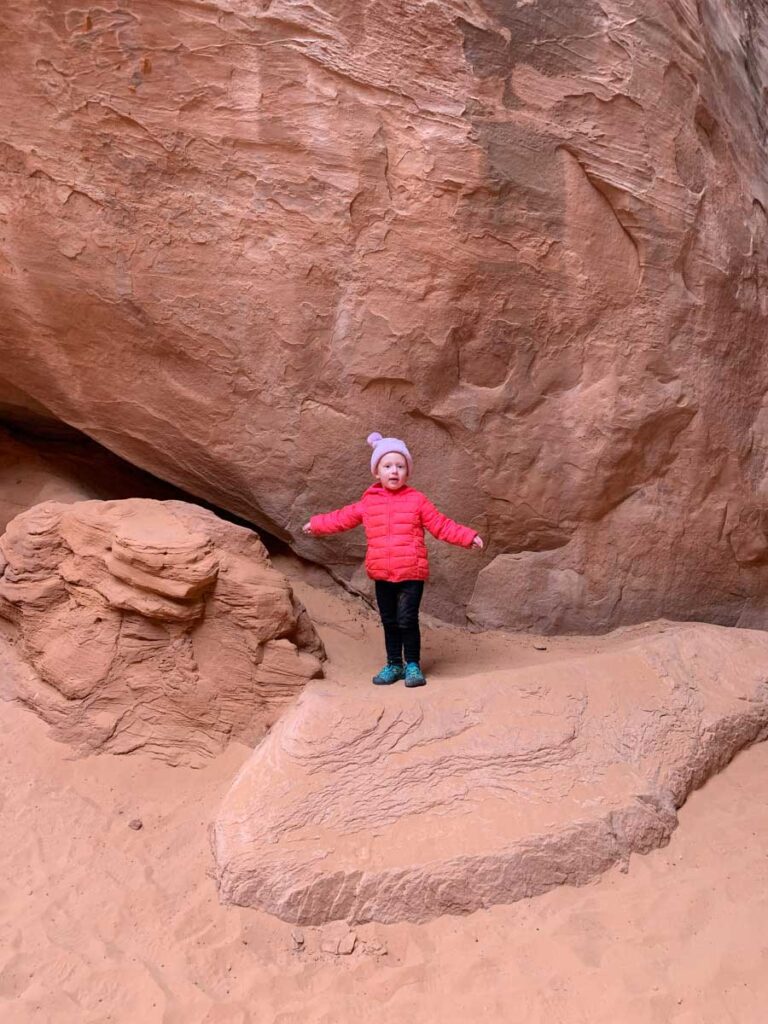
[0,499,324,765]
[212,623,768,925]
[0,2,767,630]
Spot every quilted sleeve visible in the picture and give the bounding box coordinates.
[420,497,477,547]
[310,500,364,535]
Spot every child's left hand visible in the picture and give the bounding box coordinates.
[472,535,484,550]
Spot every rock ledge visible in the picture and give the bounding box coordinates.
[213,624,768,923]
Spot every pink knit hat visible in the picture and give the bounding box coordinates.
[367,432,413,475]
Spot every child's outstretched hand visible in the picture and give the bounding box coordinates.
[472,535,484,550]
[302,522,313,535]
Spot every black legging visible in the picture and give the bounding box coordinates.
[374,579,425,664]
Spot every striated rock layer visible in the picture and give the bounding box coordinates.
[1,2,768,630]
[0,499,324,765]
[212,623,768,924]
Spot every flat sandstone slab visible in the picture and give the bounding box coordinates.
[212,624,768,925]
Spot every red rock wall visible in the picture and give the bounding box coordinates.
[0,1,767,630]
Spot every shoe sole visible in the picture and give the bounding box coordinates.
[372,676,401,685]
[404,678,427,687]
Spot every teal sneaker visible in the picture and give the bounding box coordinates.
[372,663,404,685]
[404,662,426,687]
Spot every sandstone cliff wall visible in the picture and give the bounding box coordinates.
[1,1,767,630]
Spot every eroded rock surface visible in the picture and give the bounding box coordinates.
[212,623,768,924]
[0,499,324,765]
[1,3,768,630]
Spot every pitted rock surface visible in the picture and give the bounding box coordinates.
[212,623,768,924]
[1,2,768,630]
[0,499,324,765]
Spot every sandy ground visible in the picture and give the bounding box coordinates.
[2,573,768,1023]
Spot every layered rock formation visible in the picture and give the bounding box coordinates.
[1,2,767,630]
[213,623,768,925]
[0,499,323,765]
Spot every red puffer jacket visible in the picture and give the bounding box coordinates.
[309,483,477,582]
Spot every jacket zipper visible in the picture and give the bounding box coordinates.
[387,490,392,578]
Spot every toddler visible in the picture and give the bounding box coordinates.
[302,432,483,688]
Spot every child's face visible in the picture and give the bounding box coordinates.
[375,452,408,491]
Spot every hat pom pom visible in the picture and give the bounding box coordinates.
[367,432,383,447]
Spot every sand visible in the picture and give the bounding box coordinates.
[2,572,767,1023]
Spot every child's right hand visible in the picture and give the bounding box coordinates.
[302,522,313,535]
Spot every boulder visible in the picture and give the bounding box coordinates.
[0,499,324,765]
[0,2,767,630]
[212,623,768,924]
